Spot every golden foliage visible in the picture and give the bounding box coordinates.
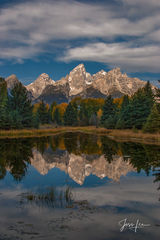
[46,104,50,111]
[113,96,124,108]
[97,109,103,119]
[57,103,68,117]
[33,103,41,113]
[52,103,68,122]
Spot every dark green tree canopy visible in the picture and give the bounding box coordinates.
[54,107,62,125]
[64,102,78,126]
[116,82,155,129]
[9,82,33,128]
[143,103,160,133]
[37,100,50,124]
[0,77,10,129]
[101,95,118,128]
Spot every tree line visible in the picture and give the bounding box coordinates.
[0,77,160,133]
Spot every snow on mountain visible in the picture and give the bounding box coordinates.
[24,64,153,103]
[26,73,55,98]
[67,63,93,96]
[5,74,21,89]
[93,68,146,97]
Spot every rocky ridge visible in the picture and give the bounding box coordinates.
[5,64,153,104]
[34,64,147,103]
[26,73,55,98]
[5,74,21,89]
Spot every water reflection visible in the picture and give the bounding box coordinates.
[0,133,160,240]
[0,138,33,181]
[0,133,160,184]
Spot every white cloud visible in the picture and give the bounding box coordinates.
[59,42,160,72]
[73,176,159,207]
[0,45,43,62]
[148,29,160,42]
[1,0,152,45]
[122,0,160,7]
[0,0,160,72]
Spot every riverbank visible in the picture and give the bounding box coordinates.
[0,126,160,144]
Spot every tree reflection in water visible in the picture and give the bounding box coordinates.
[0,133,159,185]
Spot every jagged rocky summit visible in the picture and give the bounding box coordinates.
[5,64,150,104]
[5,74,20,89]
[26,73,55,98]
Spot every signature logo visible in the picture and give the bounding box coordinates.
[119,218,151,233]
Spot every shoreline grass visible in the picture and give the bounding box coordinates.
[0,126,159,144]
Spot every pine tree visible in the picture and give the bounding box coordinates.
[155,88,160,113]
[37,100,49,124]
[10,110,23,129]
[79,103,88,125]
[121,95,130,110]
[0,77,9,129]
[128,84,154,129]
[156,88,160,98]
[118,82,155,129]
[115,95,130,129]
[54,107,62,125]
[89,112,98,126]
[64,103,78,126]
[9,82,33,128]
[143,81,154,101]
[101,95,117,128]
[32,112,40,129]
[143,104,160,133]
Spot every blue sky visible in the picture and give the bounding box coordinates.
[0,0,160,85]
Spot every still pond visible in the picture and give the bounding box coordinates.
[0,132,160,240]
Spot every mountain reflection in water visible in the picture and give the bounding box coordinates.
[0,133,160,184]
[0,133,160,240]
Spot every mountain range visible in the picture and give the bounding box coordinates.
[30,147,135,185]
[4,64,156,104]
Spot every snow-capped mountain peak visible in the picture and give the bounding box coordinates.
[67,63,93,96]
[26,73,55,98]
[5,74,20,89]
[23,64,154,104]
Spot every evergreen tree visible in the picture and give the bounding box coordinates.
[121,95,130,110]
[89,112,98,126]
[54,107,62,125]
[10,110,23,129]
[64,102,78,126]
[115,95,130,129]
[79,103,88,125]
[32,112,40,129]
[116,82,154,129]
[143,81,154,101]
[143,104,160,133]
[155,88,160,113]
[127,83,154,129]
[9,82,33,128]
[101,95,117,128]
[0,77,10,129]
[156,88,160,98]
[37,100,49,124]
[104,114,118,129]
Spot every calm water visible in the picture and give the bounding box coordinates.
[0,132,160,240]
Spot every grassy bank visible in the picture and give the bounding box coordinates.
[0,126,160,144]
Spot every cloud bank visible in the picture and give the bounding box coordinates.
[0,0,160,72]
